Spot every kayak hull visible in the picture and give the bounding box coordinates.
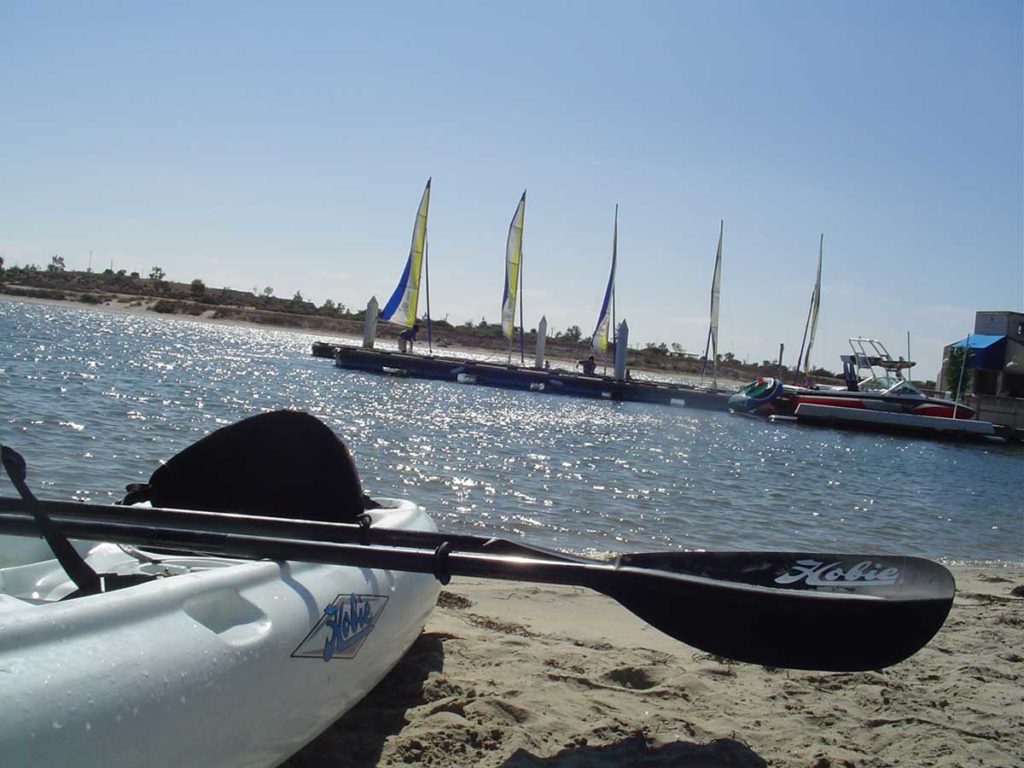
[0,499,440,768]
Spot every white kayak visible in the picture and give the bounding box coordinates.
[0,498,440,768]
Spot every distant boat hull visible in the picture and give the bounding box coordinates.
[333,347,732,410]
[725,377,783,412]
[729,378,994,440]
[730,379,975,418]
[748,385,976,420]
[785,402,995,439]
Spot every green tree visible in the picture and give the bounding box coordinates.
[149,266,166,282]
[945,346,973,401]
[562,325,582,343]
[190,279,206,297]
[261,286,274,298]
[48,255,66,272]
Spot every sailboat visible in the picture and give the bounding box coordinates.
[380,179,432,348]
[591,205,618,361]
[795,234,823,385]
[334,188,734,409]
[699,221,724,387]
[500,191,527,362]
[726,235,986,435]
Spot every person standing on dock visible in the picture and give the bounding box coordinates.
[398,323,420,353]
[578,355,597,375]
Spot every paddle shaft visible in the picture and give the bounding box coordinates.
[0,510,626,589]
[0,448,101,594]
[0,497,572,562]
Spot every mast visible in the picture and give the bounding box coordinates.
[425,238,433,355]
[795,318,810,386]
[517,239,525,365]
[611,205,618,363]
[798,234,823,385]
[519,245,526,364]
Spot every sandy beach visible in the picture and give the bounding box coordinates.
[283,564,1023,768]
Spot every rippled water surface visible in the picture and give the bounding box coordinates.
[1,300,1021,563]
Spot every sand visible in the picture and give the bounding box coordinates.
[280,564,1023,768]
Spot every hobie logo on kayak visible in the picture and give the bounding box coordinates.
[775,559,900,587]
[291,594,389,662]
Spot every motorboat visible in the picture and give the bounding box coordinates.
[729,338,994,439]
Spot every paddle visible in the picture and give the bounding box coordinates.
[0,447,100,594]
[0,500,956,672]
[0,496,581,561]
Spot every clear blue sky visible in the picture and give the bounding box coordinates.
[3,1,1021,381]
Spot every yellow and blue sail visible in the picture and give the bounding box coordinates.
[591,206,618,354]
[500,191,526,340]
[381,179,431,326]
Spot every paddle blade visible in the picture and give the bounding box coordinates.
[602,552,955,671]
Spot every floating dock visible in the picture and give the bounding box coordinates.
[322,345,733,411]
[770,403,1001,442]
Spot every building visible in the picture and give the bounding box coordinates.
[941,310,1024,432]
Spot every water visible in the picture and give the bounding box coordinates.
[1,299,1021,564]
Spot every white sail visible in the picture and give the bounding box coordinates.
[591,206,618,354]
[802,234,823,375]
[501,191,526,340]
[380,179,431,326]
[708,220,723,362]
[700,221,724,385]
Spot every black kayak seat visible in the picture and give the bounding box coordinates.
[125,411,365,523]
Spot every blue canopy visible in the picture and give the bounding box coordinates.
[951,334,1007,370]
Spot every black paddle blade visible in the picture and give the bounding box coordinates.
[600,551,955,671]
[0,446,32,498]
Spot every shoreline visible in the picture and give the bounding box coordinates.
[2,293,746,386]
[283,563,1023,767]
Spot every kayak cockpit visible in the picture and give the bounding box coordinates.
[0,499,420,605]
